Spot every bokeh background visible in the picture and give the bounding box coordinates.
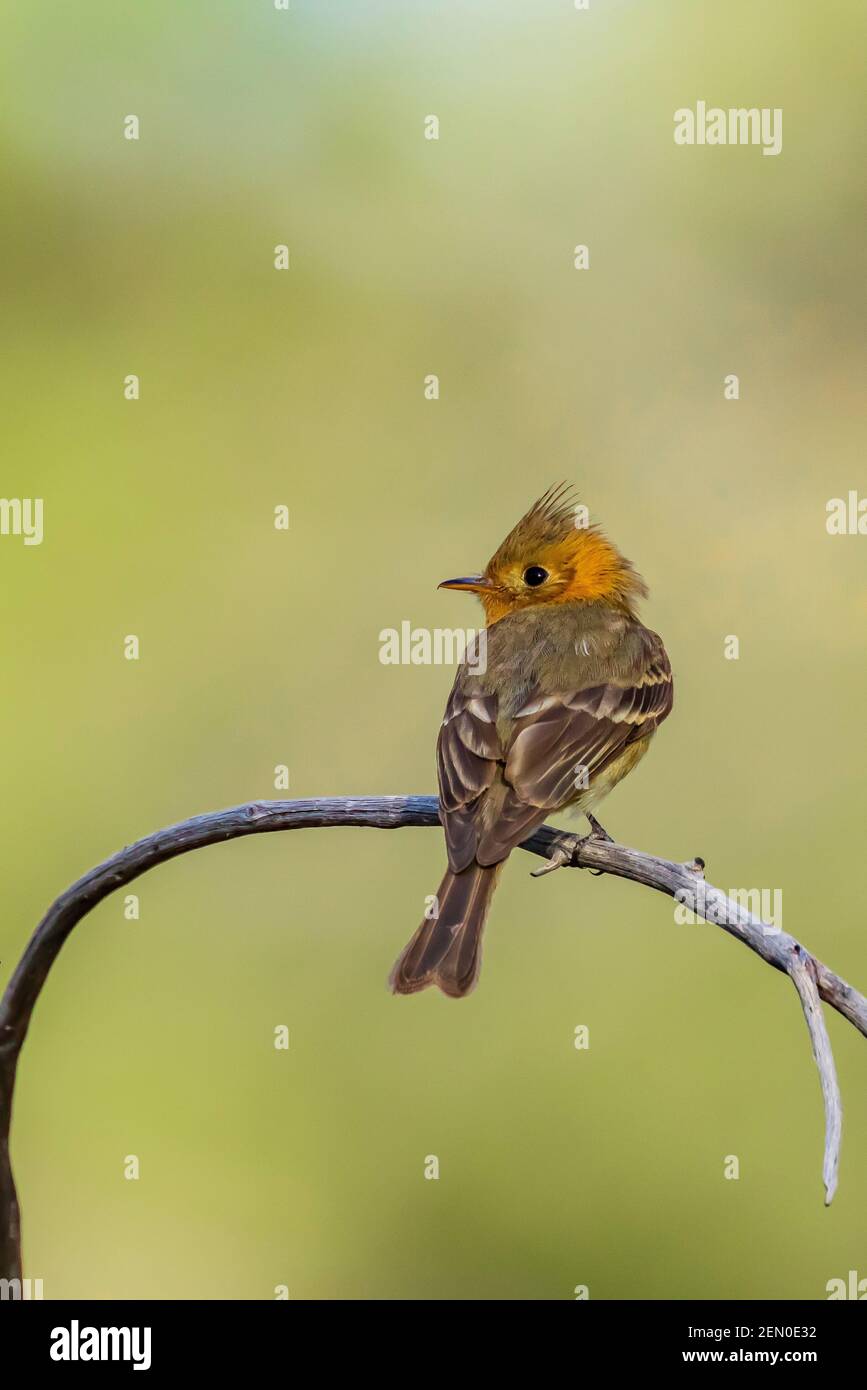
[1,0,866,1300]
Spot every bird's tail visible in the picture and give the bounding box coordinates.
[389,861,503,998]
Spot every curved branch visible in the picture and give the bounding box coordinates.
[1,795,864,1281]
[789,947,843,1206]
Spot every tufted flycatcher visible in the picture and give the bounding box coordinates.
[389,484,673,998]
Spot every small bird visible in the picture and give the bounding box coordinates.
[389,484,673,998]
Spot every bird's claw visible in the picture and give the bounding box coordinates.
[530,833,589,877]
[531,816,614,878]
[585,813,613,843]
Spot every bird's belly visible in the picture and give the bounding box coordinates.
[566,735,654,813]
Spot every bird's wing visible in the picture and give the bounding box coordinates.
[474,648,673,862]
[437,685,503,871]
[437,632,672,870]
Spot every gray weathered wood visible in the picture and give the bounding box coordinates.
[789,947,843,1206]
[1,794,863,1281]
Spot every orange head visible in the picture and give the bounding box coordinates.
[439,483,647,625]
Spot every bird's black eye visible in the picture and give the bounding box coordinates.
[523,565,548,587]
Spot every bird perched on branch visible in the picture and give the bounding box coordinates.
[389,484,673,998]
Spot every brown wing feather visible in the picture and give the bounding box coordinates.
[506,665,673,810]
[473,661,672,862]
[436,627,673,871]
[436,690,502,870]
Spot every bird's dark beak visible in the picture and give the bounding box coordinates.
[438,574,493,593]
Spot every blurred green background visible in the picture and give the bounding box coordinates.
[1,0,866,1300]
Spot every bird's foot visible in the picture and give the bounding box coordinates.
[531,833,590,877]
[530,816,614,878]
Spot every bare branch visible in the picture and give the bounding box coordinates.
[789,946,843,1206]
[1,794,864,1281]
